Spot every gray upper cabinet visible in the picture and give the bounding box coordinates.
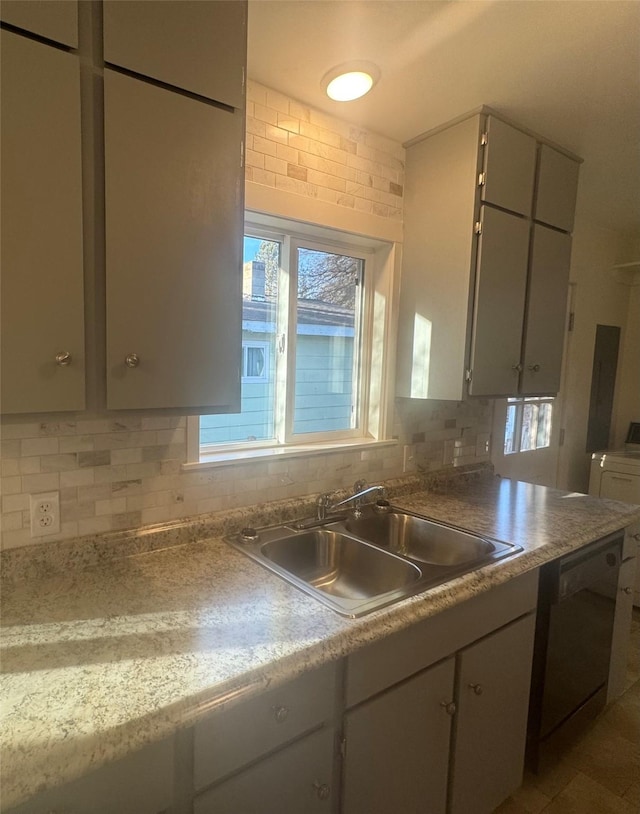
[520,225,573,394]
[103,0,247,108]
[482,116,537,216]
[0,30,85,414]
[468,207,530,396]
[534,144,581,232]
[0,0,78,48]
[104,69,243,412]
[397,108,580,400]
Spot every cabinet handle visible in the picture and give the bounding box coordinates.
[511,363,523,373]
[313,781,331,801]
[527,364,541,372]
[468,683,484,696]
[273,705,289,724]
[440,700,456,716]
[55,351,72,367]
[622,586,633,595]
[631,533,640,541]
[125,353,140,368]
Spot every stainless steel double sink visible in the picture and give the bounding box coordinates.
[227,505,522,617]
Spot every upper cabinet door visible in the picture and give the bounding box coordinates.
[482,116,537,216]
[0,0,78,48]
[534,144,580,232]
[520,225,572,395]
[1,30,85,414]
[103,0,247,108]
[468,207,530,397]
[104,70,242,412]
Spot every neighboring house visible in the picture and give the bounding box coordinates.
[201,261,356,445]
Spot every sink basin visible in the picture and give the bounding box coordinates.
[227,506,521,617]
[262,530,421,599]
[344,512,496,565]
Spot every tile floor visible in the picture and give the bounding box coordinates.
[495,608,640,814]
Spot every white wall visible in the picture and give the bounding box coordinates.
[556,207,638,493]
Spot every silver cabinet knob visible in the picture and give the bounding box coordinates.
[469,683,484,695]
[55,351,72,367]
[527,364,541,372]
[313,782,331,801]
[511,363,523,373]
[273,705,289,724]
[622,586,632,595]
[440,700,456,716]
[125,353,140,368]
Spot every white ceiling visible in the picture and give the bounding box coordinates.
[248,0,640,235]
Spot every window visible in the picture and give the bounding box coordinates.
[504,397,554,454]
[242,342,269,382]
[197,219,387,457]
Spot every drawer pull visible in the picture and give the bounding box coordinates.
[622,586,632,595]
[440,700,456,716]
[273,705,289,724]
[125,352,140,368]
[469,683,484,696]
[313,781,331,801]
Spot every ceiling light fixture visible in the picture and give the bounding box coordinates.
[322,62,380,102]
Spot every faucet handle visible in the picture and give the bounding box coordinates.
[353,479,367,493]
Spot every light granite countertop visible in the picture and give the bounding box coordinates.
[2,475,640,808]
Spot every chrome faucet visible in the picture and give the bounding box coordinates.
[294,481,386,530]
[319,480,386,520]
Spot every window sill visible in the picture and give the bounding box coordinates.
[183,438,398,471]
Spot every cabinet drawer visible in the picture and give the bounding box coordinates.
[346,569,538,707]
[194,662,336,790]
[194,726,334,814]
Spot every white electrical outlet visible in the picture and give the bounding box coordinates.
[30,491,60,538]
[403,445,416,473]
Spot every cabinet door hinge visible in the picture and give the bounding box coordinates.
[465,369,473,383]
[478,171,486,187]
[474,222,482,236]
[480,131,488,146]
[568,312,575,332]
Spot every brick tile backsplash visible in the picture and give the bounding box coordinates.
[0,400,493,550]
[246,80,404,220]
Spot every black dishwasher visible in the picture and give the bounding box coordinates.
[527,531,622,769]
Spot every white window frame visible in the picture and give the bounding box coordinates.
[186,212,399,467]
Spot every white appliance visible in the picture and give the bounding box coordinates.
[589,434,640,605]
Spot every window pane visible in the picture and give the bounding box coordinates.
[293,248,362,435]
[536,402,552,448]
[504,404,517,454]
[520,403,538,452]
[200,237,279,445]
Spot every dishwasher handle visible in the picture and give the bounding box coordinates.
[554,536,622,602]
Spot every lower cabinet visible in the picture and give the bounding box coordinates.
[449,613,536,814]
[7,736,174,814]
[342,613,536,814]
[194,727,335,814]
[343,657,455,814]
